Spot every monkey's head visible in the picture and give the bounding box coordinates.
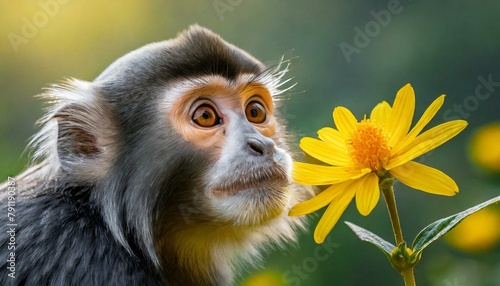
[29,25,309,280]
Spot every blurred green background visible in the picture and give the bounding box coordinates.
[1,1,499,285]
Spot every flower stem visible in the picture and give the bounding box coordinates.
[380,179,416,286]
[401,269,416,286]
[381,183,404,245]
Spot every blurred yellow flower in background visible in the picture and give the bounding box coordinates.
[240,270,286,286]
[289,84,468,243]
[446,207,500,253]
[470,123,500,172]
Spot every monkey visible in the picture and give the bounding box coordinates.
[0,25,310,285]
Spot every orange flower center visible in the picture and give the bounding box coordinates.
[348,118,391,171]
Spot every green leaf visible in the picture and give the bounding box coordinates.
[345,221,395,258]
[412,195,500,255]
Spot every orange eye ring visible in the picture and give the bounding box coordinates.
[245,101,267,124]
[192,104,220,127]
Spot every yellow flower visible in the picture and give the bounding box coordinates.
[469,123,500,172]
[240,270,286,286]
[445,207,500,253]
[289,84,468,243]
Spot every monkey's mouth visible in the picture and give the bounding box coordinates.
[211,166,290,196]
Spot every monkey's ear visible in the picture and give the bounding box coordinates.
[30,79,117,182]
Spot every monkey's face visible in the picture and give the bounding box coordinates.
[165,75,293,226]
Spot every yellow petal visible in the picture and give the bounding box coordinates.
[314,180,357,243]
[317,127,347,150]
[386,84,415,146]
[355,173,380,216]
[292,162,370,185]
[393,95,445,154]
[370,101,392,126]
[333,107,358,135]
[390,161,458,196]
[288,184,341,216]
[300,137,350,166]
[387,120,468,169]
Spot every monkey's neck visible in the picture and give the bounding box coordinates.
[158,223,250,285]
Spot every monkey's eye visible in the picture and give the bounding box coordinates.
[192,104,220,127]
[245,101,267,124]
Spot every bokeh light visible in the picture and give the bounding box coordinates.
[470,123,500,173]
[446,207,500,253]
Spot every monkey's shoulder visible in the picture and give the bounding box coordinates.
[0,190,161,285]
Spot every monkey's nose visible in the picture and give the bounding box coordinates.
[247,138,275,156]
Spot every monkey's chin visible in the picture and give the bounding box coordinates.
[207,183,292,227]
[205,158,293,226]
